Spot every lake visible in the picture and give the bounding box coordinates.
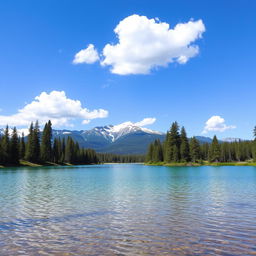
[0,164,256,255]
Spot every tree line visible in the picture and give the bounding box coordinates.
[0,120,146,166]
[0,121,99,166]
[146,121,256,163]
[98,153,145,163]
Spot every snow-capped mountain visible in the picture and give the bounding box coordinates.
[0,123,245,154]
[82,122,163,142]
[0,128,29,137]
[222,137,241,143]
[50,123,165,154]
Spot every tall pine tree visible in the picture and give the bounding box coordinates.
[180,127,190,162]
[190,137,201,162]
[164,122,181,163]
[10,127,19,165]
[2,125,10,164]
[41,120,52,162]
[19,132,25,159]
[209,135,221,162]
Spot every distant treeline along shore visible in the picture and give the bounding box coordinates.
[146,122,256,165]
[0,120,144,167]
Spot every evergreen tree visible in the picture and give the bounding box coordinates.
[2,125,10,164]
[65,137,74,163]
[25,122,34,161]
[33,121,41,163]
[61,138,66,163]
[19,132,26,159]
[25,121,40,163]
[164,122,181,163]
[201,143,209,161]
[53,138,61,163]
[10,127,19,164]
[209,135,221,162]
[152,139,163,162]
[180,127,190,162]
[41,120,52,162]
[190,137,201,162]
[146,143,154,162]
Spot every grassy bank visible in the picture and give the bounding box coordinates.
[145,161,256,167]
[0,161,72,168]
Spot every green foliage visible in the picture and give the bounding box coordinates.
[41,120,52,162]
[146,139,163,163]
[145,122,256,164]
[208,135,221,162]
[19,132,25,159]
[2,126,10,164]
[165,122,181,163]
[180,127,190,162]
[25,121,40,163]
[10,127,19,164]
[98,153,145,163]
[190,137,201,162]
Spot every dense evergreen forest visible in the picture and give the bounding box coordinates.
[1,120,256,167]
[0,120,143,166]
[146,122,256,164]
[98,153,145,163]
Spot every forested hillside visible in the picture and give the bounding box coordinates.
[146,122,256,164]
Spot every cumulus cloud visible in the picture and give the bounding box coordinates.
[73,44,99,64]
[202,116,236,134]
[134,117,156,127]
[0,91,108,127]
[74,14,205,75]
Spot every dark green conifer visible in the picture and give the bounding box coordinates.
[180,127,190,162]
[2,125,10,164]
[164,122,181,163]
[25,122,34,161]
[19,132,26,159]
[190,137,201,162]
[41,120,52,162]
[146,143,154,162]
[10,127,19,164]
[209,135,221,162]
[33,121,40,163]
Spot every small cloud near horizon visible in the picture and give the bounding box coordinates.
[202,115,236,134]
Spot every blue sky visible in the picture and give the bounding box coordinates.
[0,0,255,139]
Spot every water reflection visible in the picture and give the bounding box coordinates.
[0,165,256,255]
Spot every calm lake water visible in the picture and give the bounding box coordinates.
[0,164,256,255]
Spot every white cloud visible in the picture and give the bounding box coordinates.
[202,116,236,134]
[134,117,156,127]
[0,91,108,127]
[74,14,205,75]
[82,119,91,125]
[73,44,99,64]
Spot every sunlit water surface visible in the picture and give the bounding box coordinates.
[0,164,256,255]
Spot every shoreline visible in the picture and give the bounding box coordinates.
[2,161,256,168]
[0,161,92,168]
[145,161,256,167]
[0,161,143,168]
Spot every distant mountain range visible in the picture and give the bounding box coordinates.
[52,122,165,155]
[0,123,243,155]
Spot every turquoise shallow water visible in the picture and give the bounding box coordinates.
[0,164,256,255]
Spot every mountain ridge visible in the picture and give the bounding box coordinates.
[0,123,243,155]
